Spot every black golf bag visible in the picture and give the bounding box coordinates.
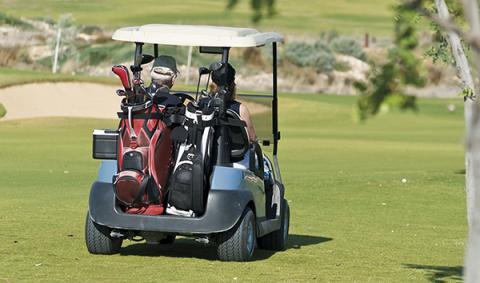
[167,102,216,216]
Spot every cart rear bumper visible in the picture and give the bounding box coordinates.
[88,181,253,234]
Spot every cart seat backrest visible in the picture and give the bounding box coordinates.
[226,109,249,162]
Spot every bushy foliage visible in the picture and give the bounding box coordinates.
[355,5,425,120]
[320,30,340,43]
[0,12,32,29]
[284,41,336,73]
[284,42,313,66]
[77,42,131,66]
[330,36,366,60]
[226,0,276,23]
[79,25,102,35]
[0,103,6,118]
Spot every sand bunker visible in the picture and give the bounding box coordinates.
[0,82,269,121]
[0,83,121,120]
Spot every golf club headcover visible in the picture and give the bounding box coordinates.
[112,65,132,90]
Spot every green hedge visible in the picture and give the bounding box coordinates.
[330,36,366,60]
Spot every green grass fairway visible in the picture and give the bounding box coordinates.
[0,67,116,89]
[0,94,466,281]
[0,0,397,35]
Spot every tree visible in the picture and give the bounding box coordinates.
[432,0,476,228]
[226,0,276,23]
[360,1,480,281]
[407,1,480,281]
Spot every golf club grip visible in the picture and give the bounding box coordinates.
[112,65,132,90]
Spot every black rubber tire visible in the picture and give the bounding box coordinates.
[216,208,256,262]
[85,212,122,255]
[258,199,290,251]
[159,234,176,244]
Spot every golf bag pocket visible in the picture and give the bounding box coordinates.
[114,170,149,207]
[114,168,161,208]
[167,147,204,215]
[168,161,193,210]
[122,148,147,171]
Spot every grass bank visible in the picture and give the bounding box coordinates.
[0,0,397,35]
[0,67,116,89]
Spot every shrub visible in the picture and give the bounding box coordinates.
[312,41,336,72]
[0,103,6,119]
[79,25,102,35]
[78,43,129,66]
[320,29,339,43]
[284,41,336,73]
[86,48,109,65]
[243,47,265,67]
[0,12,32,29]
[284,42,314,67]
[0,47,19,66]
[330,36,366,60]
[334,61,351,72]
[32,16,55,25]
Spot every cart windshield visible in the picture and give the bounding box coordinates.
[236,93,273,145]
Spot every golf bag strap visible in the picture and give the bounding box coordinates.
[120,101,152,113]
[141,107,159,139]
[185,117,245,128]
[222,118,246,128]
[184,118,216,129]
[191,150,204,213]
[132,175,150,205]
[146,177,160,204]
[165,113,185,127]
[117,112,164,120]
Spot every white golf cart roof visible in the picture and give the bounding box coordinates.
[112,24,284,47]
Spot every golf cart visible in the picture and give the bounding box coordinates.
[86,24,288,261]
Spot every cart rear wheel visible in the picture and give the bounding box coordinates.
[85,212,122,255]
[258,199,289,251]
[216,208,256,261]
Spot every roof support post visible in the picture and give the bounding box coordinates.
[272,42,283,182]
[215,46,232,166]
[221,47,230,63]
[272,42,279,156]
[133,42,143,68]
[154,44,159,58]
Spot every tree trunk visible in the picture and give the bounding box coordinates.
[435,0,475,227]
[464,101,480,283]
[459,0,480,281]
[435,0,480,280]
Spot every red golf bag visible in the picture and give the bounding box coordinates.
[114,102,173,215]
